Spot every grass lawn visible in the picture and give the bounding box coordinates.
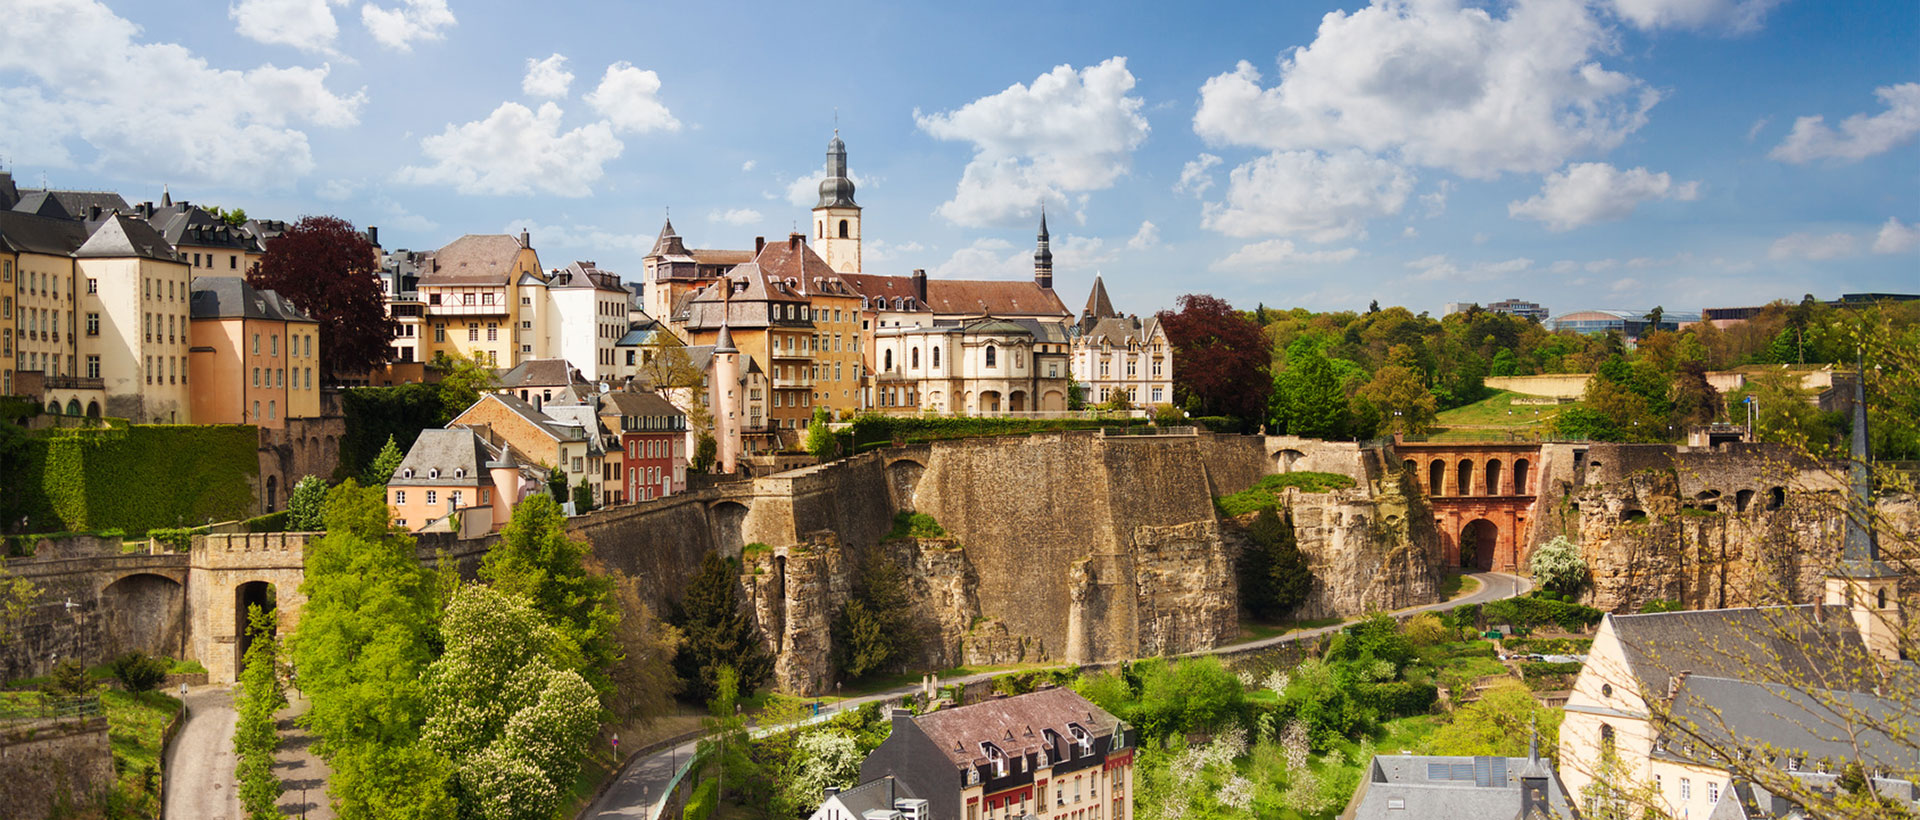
[1231,615,1348,644]
[1429,391,1582,441]
[1438,572,1480,601]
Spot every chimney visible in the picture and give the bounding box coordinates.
[755,236,765,255]
[519,229,530,248]
[789,232,803,249]
[1667,669,1691,701]
[912,269,928,305]
[367,226,379,246]
[88,205,101,220]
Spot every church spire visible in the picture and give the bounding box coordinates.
[1033,205,1054,290]
[817,131,858,208]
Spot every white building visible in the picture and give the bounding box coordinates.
[542,260,630,381]
[871,317,1071,414]
[1069,276,1172,408]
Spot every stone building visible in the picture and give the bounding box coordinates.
[871,317,1071,414]
[813,131,863,274]
[856,688,1136,820]
[1068,275,1171,408]
[640,217,752,323]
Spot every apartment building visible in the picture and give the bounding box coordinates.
[601,389,687,502]
[872,318,1071,414]
[543,260,630,381]
[385,427,543,533]
[448,392,600,504]
[187,277,321,427]
[416,232,546,368]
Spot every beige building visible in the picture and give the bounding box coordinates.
[77,215,194,422]
[447,392,599,504]
[187,277,321,427]
[641,218,751,327]
[416,232,547,368]
[872,318,1071,414]
[1069,276,1172,408]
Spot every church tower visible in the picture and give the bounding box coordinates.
[813,131,861,273]
[1034,207,1054,290]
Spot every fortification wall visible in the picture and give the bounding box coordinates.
[0,542,190,682]
[0,717,114,818]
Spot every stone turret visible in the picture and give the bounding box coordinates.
[812,131,862,273]
[710,282,743,474]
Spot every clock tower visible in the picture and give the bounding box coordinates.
[813,131,862,273]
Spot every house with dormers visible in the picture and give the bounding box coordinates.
[384,427,543,533]
[1068,276,1171,408]
[856,688,1136,820]
[447,392,599,505]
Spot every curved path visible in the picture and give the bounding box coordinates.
[581,571,1530,819]
[164,687,240,820]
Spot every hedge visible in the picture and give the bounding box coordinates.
[13,425,259,536]
[243,511,291,533]
[1483,597,1604,632]
[1356,681,1439,717]
[1519,661,1585,680]
[337,383,445,481]
[845,414,1145,449]
[683,779,717,820]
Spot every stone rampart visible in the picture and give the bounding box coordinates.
[0,716,115,818]
[0,542,190,682]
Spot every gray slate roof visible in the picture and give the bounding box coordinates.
[601,390,684,419]
[392,428,498,485]
[189,277,315,323]
[1604,606,1881,699]
[76,214,182,261]
[1346,754,1576,820]
[498,358,585,389]
[828,776,917,818]
[1661,674,1917,772]
[0,210,90,256]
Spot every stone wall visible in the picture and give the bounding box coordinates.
[0,717,115,818]
[0,540,190,682]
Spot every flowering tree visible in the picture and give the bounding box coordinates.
[1529,536,1586,597]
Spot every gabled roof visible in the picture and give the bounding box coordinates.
[752,234,856,297]
[548,260,624,291]
[908,687,1121,769]
[838,272,931,310]
[1604,606,1880,699]
[0,210,90,256]
[153,206,259,251]
[1661,675,1916,772]
[601,390,684,419]
[421,234,531,286]
[12,190,72,220]
[76,214,183,261]
[189,277,315,323]
[826,777,917,818]
[1083,274,1116,318]
[391,428,499,486]
[469,392,589,443]
[498,358,584,389]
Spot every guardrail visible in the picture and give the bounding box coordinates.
[0,694,103,726]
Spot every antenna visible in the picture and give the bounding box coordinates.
[834,108,839,136]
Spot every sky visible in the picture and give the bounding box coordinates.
[1,0,1915,319]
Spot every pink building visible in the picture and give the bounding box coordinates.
[385,427,543,533]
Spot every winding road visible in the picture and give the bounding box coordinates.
[164,687,240,820]
[580,570,1531,819]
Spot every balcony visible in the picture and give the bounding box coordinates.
[45,375,104,390]
[769,349,811,362]
[771,377,812,390]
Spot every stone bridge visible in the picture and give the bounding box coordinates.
[1393,439,1543,572]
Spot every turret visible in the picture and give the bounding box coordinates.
[1034,207,1054,290]
[1822,362,1902,661]
[710,282,743,474]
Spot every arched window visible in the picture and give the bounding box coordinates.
[86,401,99,418]
[817,221,824,239]
[1600,723,1615,752]
[932,347,941,368]
[47,401,59,415]
[1879,588,1890,609]
[428,468,440,479]
[65,398,81,416]
[838,219,849,239]
[1429,460,1446,495]
[884,349,894,372]
[1458,460,1475,496]
[402,468,414,479]
[985,345,997,368]
[911,348,920,369]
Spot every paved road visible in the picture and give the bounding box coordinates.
[582,571,1529,820]
[164,687,239,820]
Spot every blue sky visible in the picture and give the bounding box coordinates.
[2,0,1915,318]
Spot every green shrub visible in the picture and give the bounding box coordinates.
[1484,596,1604,631]
[1519,661,1585,680]
[109,652,169,692]
[45,658,94,697]
[12,425,259,535]
[1356,681,1438,716]
[885,511,947,540]
[285,476,327,531]
[1215,472,1358,517]
[169,658,209,676]
[1638,598,1684,614]
[1190,416,1243,433]
[845,414,1144,448]
[146,526,206,552]
[683,779,718,820]
[242,511,290,533]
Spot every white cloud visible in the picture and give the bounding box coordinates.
[1549,260,1579,274]
[1174,153,1222,197]
[1508,162,1701,231]
[1770,83,1920,164]
[1609,276,1642,293]
[1126,220,1160,250]
[1201,149,1414,242]
[396,101,621,196]
[1405,254,1532,283]
[1603,0,1785,32]
[864,239,926,264]
[584,62,680,135]
[1211,240,1359,272]
[1873,218,1920,254]
[315,178,360,201]
[930,234,1109,280]
[1768,231,1858,261]
[360,0,455,51]
[916,57,1149,226]
[231,0,346,53]
[740,160,757,172]
[370,195,436,232]
[500,218,656,258]
[1420,180,1453,218]
[707,208,762,226]
[0,0,365,186]
[1193,0,1656,179]
[521,53,574,98]
[1745,117,1770,142]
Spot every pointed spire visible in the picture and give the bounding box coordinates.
[1038,204,1050,240]
[1033,205,1054,290]
[1838,354,1887,575]
[161,184,171,208]
[1084,274,1115,319]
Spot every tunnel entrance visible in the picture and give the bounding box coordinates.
[234,581,277,677]
[1461,518,1499,571]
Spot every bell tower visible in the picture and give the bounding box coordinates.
[813,130,861,273]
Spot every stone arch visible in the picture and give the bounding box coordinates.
[1486,459,1504,496]
[984,345,997,368]
[1274,448,1308,473]
[1040,389,1065,411]
[323,435,338,463]
[1461,518,1498,570]
[838,219,849,239]
[1009,391,1027,412]
[65,398,81,416]
[1735,489,1755,512]
[1429,460,1447,496]
[979,390,1001,413]
[887,459,926,511]
[1694,490,1721,513]
[101,573,185,658]
[47,400,59,414]
[710,501,749,558]
[1513,458,1531,494]
[266,474,279,512]
[1457,459,1475,496]
[1402,458,1416,476]
[86,401,100,419]
[234,580,278,676]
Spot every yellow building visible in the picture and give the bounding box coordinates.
[187,277,322,427]
[417,232,547,368]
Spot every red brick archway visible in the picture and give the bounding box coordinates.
[1394,439,1543,572]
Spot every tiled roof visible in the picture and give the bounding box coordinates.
[752,234,857,297]
[924,279,1069,318]
[910,688,1122,769]
[421,234,529,285]
[601,390,684,418]
[0,210,90,256]
[1083,275,1116,318]
[498,358,584,389]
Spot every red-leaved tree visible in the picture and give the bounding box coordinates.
[1158,293,1272,428]
[247,216,393,382]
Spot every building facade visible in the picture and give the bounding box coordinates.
[187,277,321,427]
[415,232,547,368]
[542,260,630,381]
[872,318,1071,414]
[602,390,687,502]
[385,427,541,533]
[447,392,600,504]
[1068,276,1170,408]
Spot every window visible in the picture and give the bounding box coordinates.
[1708,782,1720,803]
[394,491,406,504]
[87,278,96,293]
[985,345,997,368]
[469,325,480,341]
[426,490,438,505]
[268,401,276,420]
[1680,778,1691,800]
[86,313,98,336]
[86,355,99,379]
[253,368,261,387]
[270,335,278,356]
[933,347,940,368]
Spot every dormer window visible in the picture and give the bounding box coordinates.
[402,468,414,479]
[427,468,439,479]
[453,467,466,478]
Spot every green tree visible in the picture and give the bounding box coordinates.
[697,666,762,807]
[1067,378,1087,411]
[0,554,39,646]
[1529,536,1586,597]
[608,572,683,724]
[1352,362,1438,436]
[829,549,921,680]
[547,467,567,502]
[572,476,596,513]
[806,406,835,459]
[286,475,328,531]
[782,730,862,808]
[361,435,405,486]
[422,585,601,820]
[1239,506,1313,621]
[432,350,500,422]
[235,605,286,820]
[1427,679,1562,759]
[291,481,454,819]
[670,554,773,703]
[691,433,717,473]
[1269,339,1349,438]
[109,651,169,692]
[483,494,619,693]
